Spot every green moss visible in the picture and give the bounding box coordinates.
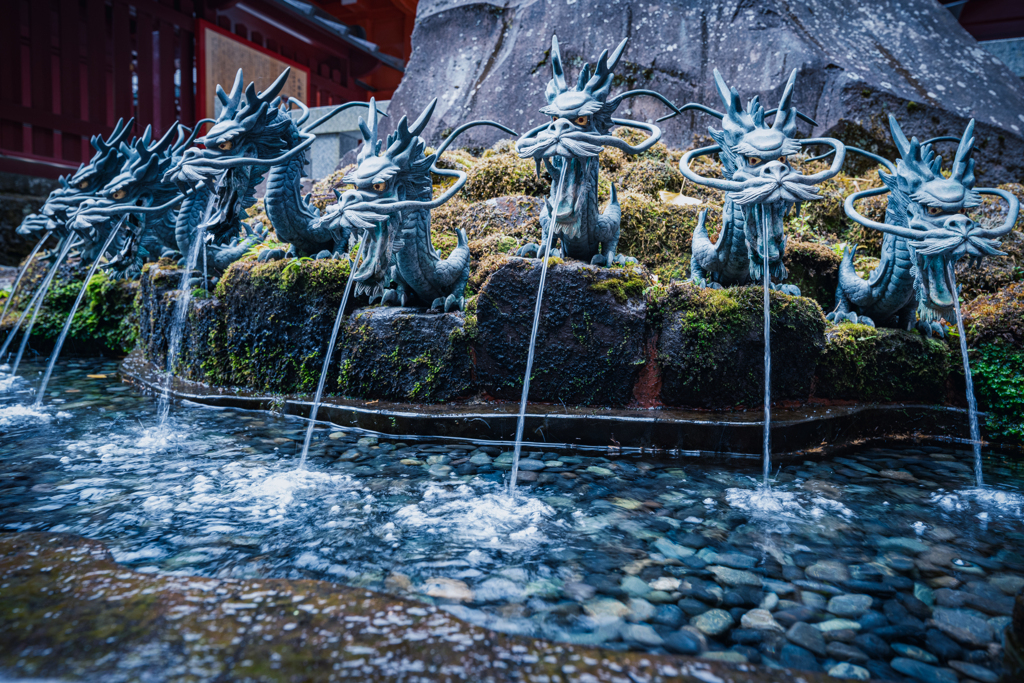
[785,240,842,310]
[462,144,550,201]
[815,323,950,402]
[971,341,1024,443]
[588,272,647,303]
[618,191,717,271]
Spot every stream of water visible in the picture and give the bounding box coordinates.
[0,233,48,328]
[761,216,772,490]
[33,220,124,407]
[948,262,984,488]
[508,164,567,495]
[297,240,367,470]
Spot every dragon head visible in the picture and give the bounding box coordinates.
[681,70,846,283]
[846,116,1019,320]
[321,98,513,299]
[19,118,135,238]
[516,35,675,238]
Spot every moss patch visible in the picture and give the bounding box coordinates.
[815,324,950,402]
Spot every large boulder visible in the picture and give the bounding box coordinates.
[389,0,1024,183]
[474,259,650,407]
[656,284,826,409]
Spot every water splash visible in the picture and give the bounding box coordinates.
[509,164,567,495]
[0,403,70,427]
[395,482,554,550]
[726,485,855,522]
[34,220,125,407]
[948,263,983,487]
[297,240,367,470]
[932,488,1024,518]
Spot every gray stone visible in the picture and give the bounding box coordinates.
[931,607,995,647]
[805,561,850,583]
[620,623,664,647]
[740,608,784,632]
[890,657,958,683]
[583,598,631,619]
[620,576,651,598]
[626,597,656,623]
[652,537,695,560]
[691,608,735,637]
[780,643,820,671]
[563,581,596,602]
[515,459,546,471]
[663,629,703,655]
[827,663,870,681]
[787,621,828,657]
[892,642,938,663]
[828,594,873,618]
[469,453,493,465]
[391,0,1024,184]
[877,537,930,555]
[708,566,762,587]
[947,660,999,683]
[825,641,869,663]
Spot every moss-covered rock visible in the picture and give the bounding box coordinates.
[815,324,951,402]
[618,191,718,282]
[616,158,684,199]
[336,307,472,402]
[461,144,550,201]
[784,240,842,311]
[656,283,826,408]
[475,259,651,407]
[0,255,138,356]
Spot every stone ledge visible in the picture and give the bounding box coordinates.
[120,350,975,459]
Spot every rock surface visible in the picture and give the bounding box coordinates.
[0,172,58,266]
[389,0,1024,183]
[474,258,649,406]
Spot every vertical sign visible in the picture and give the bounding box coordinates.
[196,19,310,121]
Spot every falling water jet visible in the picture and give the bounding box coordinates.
[761,213,772,491]
[296,240,367,471]
[508,163,567,496]
[33,219,125,407]
[0,234,49,329]
[0,237,77,361]
[3,237,79,379]
[156,203,211,428]
[948,262,983,487]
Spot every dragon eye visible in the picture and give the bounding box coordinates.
[111,189,127,200]
[927,206,942,216]
[574,116,589,127]
[78,180,90,189]
[551,116,558,122]
[217,140,233,151]
[372,182,386,192]
[778,156,787,163]
[747,157,762,166]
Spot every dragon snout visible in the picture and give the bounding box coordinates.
[943,213,974,231]
[758,161,791,183]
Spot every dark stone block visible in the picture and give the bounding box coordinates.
[656,284,825,409]
[474,259,649,407]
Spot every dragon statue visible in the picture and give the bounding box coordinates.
[679,69,846,296]
[832,115,1020,336]
[317,98,515,310]
[17,118,135,246]
[515,35,682,266]
[169,68,373,261]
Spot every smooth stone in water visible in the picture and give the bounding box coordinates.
[691,608,734,637]
[652,537,695,560]
[827,663,871,680]
[816,619,861,633]
[709,565,762,587]
[563,581,596,602]
[947,660,999,683]
[700,651,747,663]
[890,657,958,683]
[779,643,820,671]
[626,597,656,623]
[805,561,850,583]
[421,577,473,601]
[469,453,493,465]
[825,641,869,663]
[828,594,873,618]
[620,575,651,597]
[651,604,685,628]
[931,607,994,647]
[892,642,938,663]
[877,537,930,555]
[583,598,631,619]
[620,623,664,647]
[787,621,827,656]
[472,577,525,603]
[663,629,703,655]
[517,459,545,471]
[740,608,784,632]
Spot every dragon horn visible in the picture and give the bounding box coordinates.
[550,35,567,92]
[951,118,976,186]
[713,68,742,115]
[357,98,380,162]
[888,114,911,160]
[607,38,628,72]
[222,69,244,119]
[409,98,437,137]
[772,69,797,131]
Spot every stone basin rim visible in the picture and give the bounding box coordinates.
[117,351,995,460]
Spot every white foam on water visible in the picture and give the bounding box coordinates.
[395,483,555,550]
[0,373,23,392]
[931,487,1024,518]
[725,486,855,522]
[0,404,68,426]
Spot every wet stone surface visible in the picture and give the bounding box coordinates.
[1,358,1024,681]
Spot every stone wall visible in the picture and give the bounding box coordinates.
[0,172,58,266]
[136,257,955,410]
